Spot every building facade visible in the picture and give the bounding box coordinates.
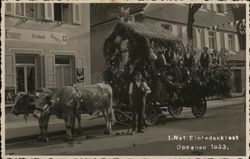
[4,3,91,106]
[90,3,246,95]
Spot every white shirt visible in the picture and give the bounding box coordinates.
[128,81,151,95]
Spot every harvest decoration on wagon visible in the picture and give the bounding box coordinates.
[103,11,232,126]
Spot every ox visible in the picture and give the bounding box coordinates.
[11,88,56,142]
[34,83,115,141]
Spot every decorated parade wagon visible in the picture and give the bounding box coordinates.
[103,22,231,126]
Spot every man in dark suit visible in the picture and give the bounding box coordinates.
[200,47,211,68]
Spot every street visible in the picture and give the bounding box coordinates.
[4,97,246,156]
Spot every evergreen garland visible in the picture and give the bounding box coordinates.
[103,22,231,106]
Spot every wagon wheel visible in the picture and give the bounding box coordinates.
[168,105,183,118]
[144,103,159,126]
[191,97,207,118]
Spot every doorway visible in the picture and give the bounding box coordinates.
[55,55,73,88]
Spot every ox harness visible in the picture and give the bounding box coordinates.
[35,104,50,116]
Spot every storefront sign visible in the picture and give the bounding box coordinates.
[6,28,68,44]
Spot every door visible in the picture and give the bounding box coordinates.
[233,69,242,93]
[55,55,73,88]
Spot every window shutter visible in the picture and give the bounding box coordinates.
[216,32,221,51]
[212,4,217,12]
[37,3,45,19]
[195,29,201,49]
[5,3,15,15]
[172,25,178,36]
[234,34,239,51]
[36,55,42,88]
[192,28,197,48]
[45,55,55,88]
[224,33,229,50]
[181,26,187,44]
[5,54,16,87]
[73,4,81,24]
[44,3,54,21]
[206,4,211,10]
[76,56,84,69]
[204,29,209,47]
[223,5,227,14]
[220,32,225,49]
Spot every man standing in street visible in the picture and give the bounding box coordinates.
[129,72,151,135]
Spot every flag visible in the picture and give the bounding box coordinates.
[231,4,246,50]
[236,20,246,50]
[187,4,202,40]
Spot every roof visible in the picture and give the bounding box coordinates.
[143,4,239,32]
[111,22,181,41]
[90,3,147,26]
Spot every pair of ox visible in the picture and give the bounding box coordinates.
[12,83,115,142]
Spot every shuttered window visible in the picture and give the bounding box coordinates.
[5,3,80,25]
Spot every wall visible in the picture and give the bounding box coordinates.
[5,4,90,94]
[90,20,117,83]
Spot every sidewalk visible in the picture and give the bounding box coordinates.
[4,97,244,142]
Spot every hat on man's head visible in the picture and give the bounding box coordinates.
[203,47,209,50]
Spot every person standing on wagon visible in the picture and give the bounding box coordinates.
[129,72,151,135]
[200,47,212,68]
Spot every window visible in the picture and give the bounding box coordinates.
[55,55,71,64]
[228,34,235,51]
[16,3,25,16]
[16,55,37,93]
[217,4,224,13]
[16,55,36,64]
[161,24,172,31]
[54,3,62,21]
[54,3,73,23]
[25,3,36,18]
[208,31,217,50]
